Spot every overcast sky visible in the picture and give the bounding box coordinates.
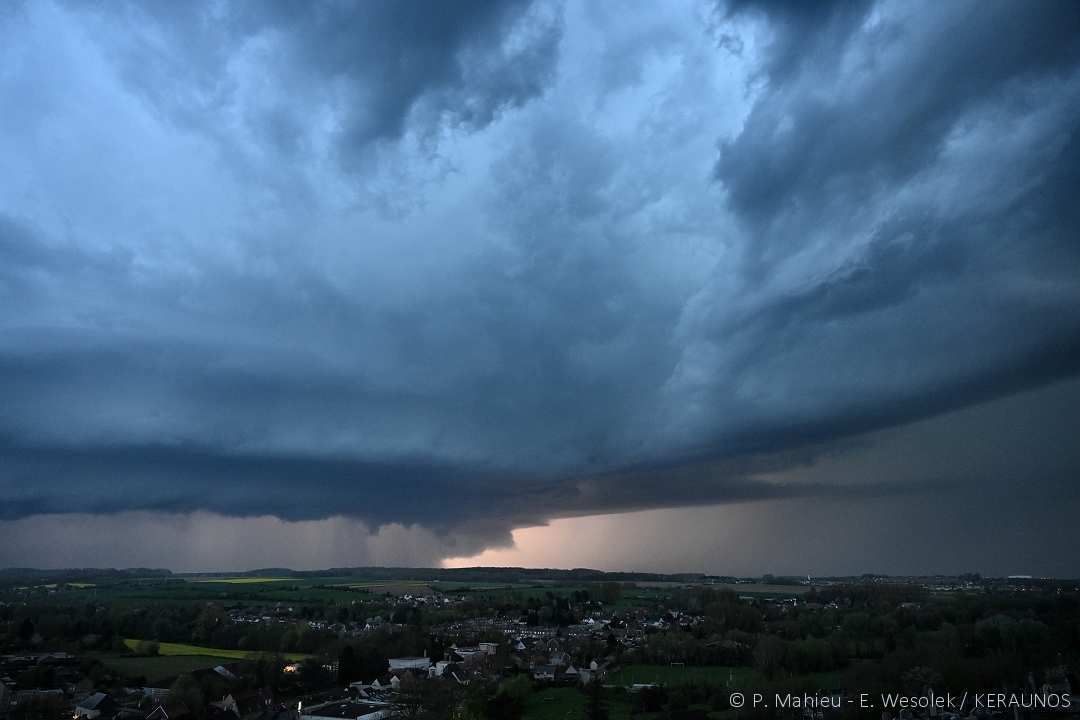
[1,0,1078,575]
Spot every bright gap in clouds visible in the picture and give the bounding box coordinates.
[441,481,1079,578]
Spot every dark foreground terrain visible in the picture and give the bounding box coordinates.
[1,568,1077,720]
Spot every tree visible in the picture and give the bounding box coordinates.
[600,583,621,605]
[753,635,785,681]
[973,615,1049,652]
[17,617,34,642]
[638,686,665,713]
[583,680,609,720]
[338,645,361,685]
[500,675,532,703]
[666,692,689,712]
[168,674,204,712]
[448,682,483,720]
[485,692,523,720]
[392,674,427,720]
[135,640,160,656]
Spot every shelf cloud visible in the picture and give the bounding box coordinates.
[1,0,1078,570]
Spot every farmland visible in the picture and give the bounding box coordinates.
[122,639,310,661]
[189,577,293,585]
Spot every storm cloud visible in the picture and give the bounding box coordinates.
[1,0,1078,569]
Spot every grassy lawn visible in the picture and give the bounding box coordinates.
[606,691,703,720]
[523,687,586,720]
[606,665,753,688]
[123,639,309,661]
[782,670,844,690]
[522,685,699,720]
[102,654,238,683]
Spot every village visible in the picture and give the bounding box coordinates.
[1,571,1077,720]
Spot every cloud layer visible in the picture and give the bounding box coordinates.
[1,0,1078,567]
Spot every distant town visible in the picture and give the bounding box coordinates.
[1,568,1076,720]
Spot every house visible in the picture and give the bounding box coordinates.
[364,676,394,692]
[75,692,120,719]
[300,700,389,720]
[212,665,239,681]
[432,660,462,678]
[532,665,556,681]
[186,666,242,685]
[0,681,9,708]
[147,701,191,720]
[556,665,579,682]
[143,678,173,702]
[213,689,274,720]
[387,668,427,689]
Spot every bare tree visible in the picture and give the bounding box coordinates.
[753,635,785,681]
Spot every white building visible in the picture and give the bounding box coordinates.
[388,656,430,671]
[75,693,118,719]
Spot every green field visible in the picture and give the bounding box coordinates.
[706,583,813,597]
[605,665,753,688]
[123,639,309,661]
[190,577,293,584]
[523,687,586,720]
[786,670,844,690]
[103,654,238,683]
[509,586,590,599]
[345,581,428,588]
[255,587,373,603]
[76,579,373,606]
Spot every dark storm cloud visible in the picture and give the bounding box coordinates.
[722,0,875,85]
[660,0,1080,456]
[0,0,1078,559]
[717,1,1080,226]
[82,0,562,164]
